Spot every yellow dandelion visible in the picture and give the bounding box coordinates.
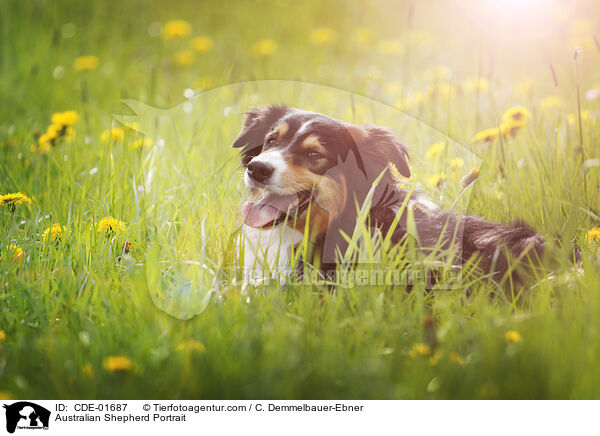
[174,49,195,67]
[42,223,67,242]
[501,106,529,127]
[377,39,404,55]
[96,217,126,235]
[162,19,191,40]
[193,76,213,90]
[132,138,153,150]
[82,363,94,378]
[567,110,591,124]
[429,349,442,366]
[409,343,431,359]
[51,110,78,127]
[500,122,524,139]
[45,124,62,141]
[505,330,522,344]
[123,122,141,133]
[101,127,125,143]
[176,340,206,353]
[353,27,373,45]
[450,352,465,364]
[426,173,446,187]
[37,133,52,152]
[102,355,133,372]
[540,96,562,112]
[585,228,600,244]
[426,141,446,160]
[251,38,278,57]
[472,127,500,143]
[450,157,464,168]
[189,35,214,53]
[0,391,13,400]
[1,192,31,213]
[73,55,99,71]
[6,244,24,264]
[310,27,338,45]
[0,330,6,341]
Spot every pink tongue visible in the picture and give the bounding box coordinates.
[242,192,299,228]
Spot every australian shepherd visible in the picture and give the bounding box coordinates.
[232,105,545,290]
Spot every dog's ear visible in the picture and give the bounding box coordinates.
[232,105,291,166]
[346,124,411,178]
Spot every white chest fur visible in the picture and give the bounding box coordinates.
[240,224,304,290]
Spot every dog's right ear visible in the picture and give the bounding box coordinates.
[232,105,291,166]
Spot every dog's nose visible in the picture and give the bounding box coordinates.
[247,160,274,183]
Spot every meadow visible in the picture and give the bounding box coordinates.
[1,0,600,399]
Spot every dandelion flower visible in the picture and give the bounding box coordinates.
[124,122,141,133]
[162,19,191,40]
[251,38,278,57]
[0,392,13,400]
[426,173,446,187]
[43,223,67,242]
[132,138,153,150]
[0,192,31,213]
[96,217,126,235]
[450,352,465,364]
[73,55,99,71]
[505,330,522,344]
[310,27,338,45]
[426,141,446,160]
[51,110,78,127]
[429,349,442,366]
[5,244,24,264]
[567,110,591,124]
[0,330,6,341]
[501,106,529,127]
[190,35,213,53]
[585,228,600,244]
[45,124,62,140]
[472,127,500,143]
[409,343,431,359]
[540,96,562,112]
[103,356,133,372]
[174,49,195,67]
[176,340,206,353]
[449,157,464,168]
[101,127,125,143]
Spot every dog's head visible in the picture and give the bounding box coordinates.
[232,106,410,236]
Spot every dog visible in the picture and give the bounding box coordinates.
[231,105,545,290]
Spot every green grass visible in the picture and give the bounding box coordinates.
[1,0,600,399]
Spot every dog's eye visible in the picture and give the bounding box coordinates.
[307,151,323,160]
[265,133,278,146]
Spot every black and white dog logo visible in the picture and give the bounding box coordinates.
[2,402,50,433]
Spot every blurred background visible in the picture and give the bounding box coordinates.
[2,0,599,136]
